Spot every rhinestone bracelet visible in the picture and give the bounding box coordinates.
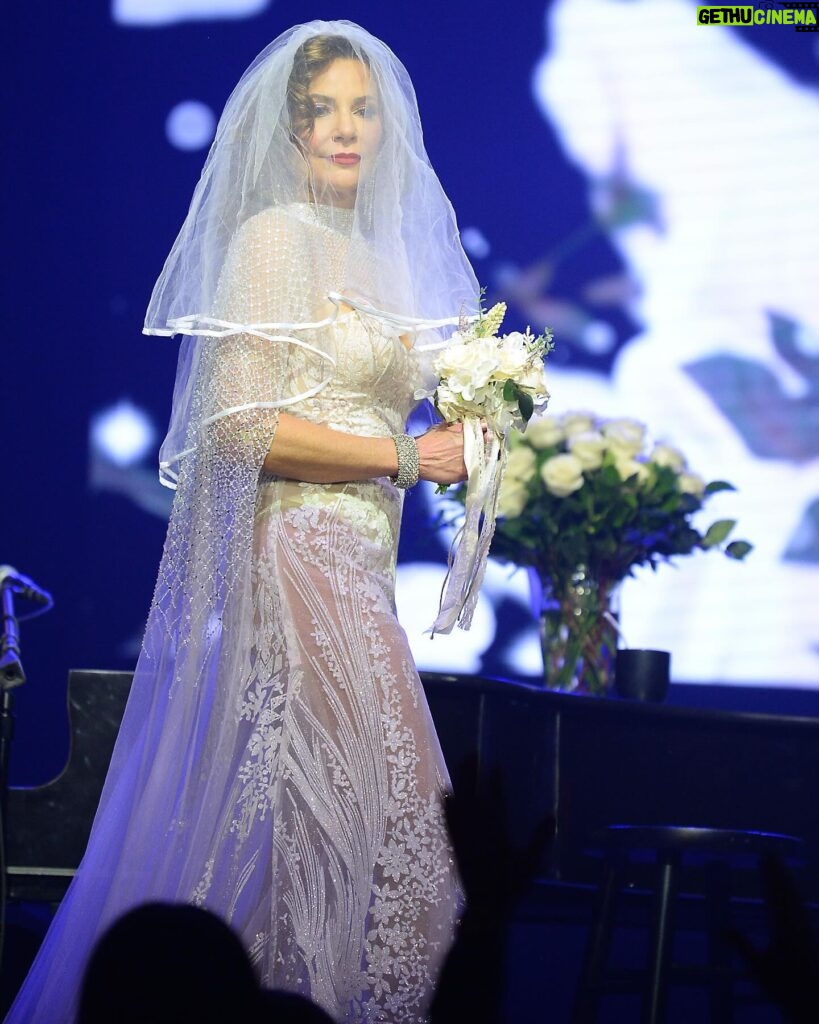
[390,433,420,490]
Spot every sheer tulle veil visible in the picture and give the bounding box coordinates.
[4,21,477,1024]
[145,18,479,488]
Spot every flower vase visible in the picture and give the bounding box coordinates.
[532,567,620,696]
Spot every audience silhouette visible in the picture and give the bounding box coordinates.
[75,901,333,1024]
[430,755,556,1024]
[729,854,819,1024]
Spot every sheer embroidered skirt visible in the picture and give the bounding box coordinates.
[192,478,460,1023]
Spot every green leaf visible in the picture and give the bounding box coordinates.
[503,379,516,402]
[725,540,753,560]
[702,519,736,548]
[704,480,736,496]
[518,391,534,422]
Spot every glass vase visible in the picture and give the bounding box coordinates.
[531,566,621,696]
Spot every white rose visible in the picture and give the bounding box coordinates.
[561,411,597,436]
[567,430,606,470]
[614,456,650,484]
[436,340,499,400]
[497,478,529,518]
[540,453,585,497]
[677,471,706,498]
[506,444,537,483]
[524,415,564,449]
[495,333,531,377]
[519,364,550,395]
[602,417,647,457]
[650,443,688,472]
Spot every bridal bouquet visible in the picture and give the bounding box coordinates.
[419,299,553,635]
[429,301,553,439]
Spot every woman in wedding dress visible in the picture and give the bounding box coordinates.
[6,21,480,1024]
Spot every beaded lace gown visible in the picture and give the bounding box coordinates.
[5,205,460,1024]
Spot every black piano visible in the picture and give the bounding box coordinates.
[6,670,819,907]
[5,669,133,904]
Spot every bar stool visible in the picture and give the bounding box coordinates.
[570,825,805,1024]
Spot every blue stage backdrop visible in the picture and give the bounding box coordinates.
[3,0,818,783]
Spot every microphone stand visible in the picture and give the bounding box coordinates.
[0,584,27,979]
[0,584,26,814]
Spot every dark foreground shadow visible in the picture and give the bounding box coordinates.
[77,901,334,1024]
[431,754,556,1024]
[728,854,819,1024]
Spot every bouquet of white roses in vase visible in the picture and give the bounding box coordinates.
[445,410,753,694]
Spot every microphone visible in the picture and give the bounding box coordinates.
[0,565,53,607]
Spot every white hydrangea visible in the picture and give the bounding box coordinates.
[495,332,533,376]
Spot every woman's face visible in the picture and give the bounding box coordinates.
[303,58,382,208]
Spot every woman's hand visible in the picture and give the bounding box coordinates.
[415,422,470,486]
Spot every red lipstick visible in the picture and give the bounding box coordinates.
[330,153,361,166]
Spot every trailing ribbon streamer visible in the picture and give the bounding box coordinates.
[429,420,508,635]
[422,295,553,633]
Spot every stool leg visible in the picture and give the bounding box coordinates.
[705,861,734,1022]
[642,852,679,1024]
[571,859,620,1024]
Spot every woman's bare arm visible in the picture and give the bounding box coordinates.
[263,413,468,486]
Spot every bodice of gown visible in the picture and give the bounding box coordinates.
[273,202,425,437]
[256,309,425,583]
[297,311,422,437]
